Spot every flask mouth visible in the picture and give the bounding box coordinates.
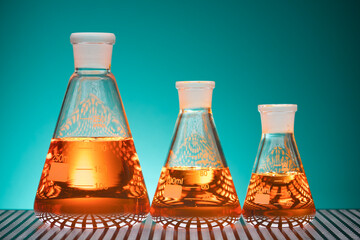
[176,81,215,90]
[71,32,115,69]
[70,33,115,45]
[258,104,297,113]
[176,81,215,109]
[259,104,297,133]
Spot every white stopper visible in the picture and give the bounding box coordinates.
[70,32,115,69]
[176,81,215,109]
[259,104,297,133]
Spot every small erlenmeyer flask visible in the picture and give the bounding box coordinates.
[34,33,150,228]
[150,81,241,228]
[243,104,315,228]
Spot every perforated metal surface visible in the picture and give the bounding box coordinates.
[0,210,359,239]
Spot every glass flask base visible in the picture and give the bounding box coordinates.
[242,208,316,228]
[151,205,241,228]
[243,172,315,227]
[34,198,149,228]
[152,215,239,229]
[151,166,241,228]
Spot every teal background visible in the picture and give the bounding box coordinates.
[0,0,359,209]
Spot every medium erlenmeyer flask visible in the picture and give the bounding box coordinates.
[34,33,150,228]
[150,81,241,228]
[243,104,315,228]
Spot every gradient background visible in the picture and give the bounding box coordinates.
[0,0,359,210]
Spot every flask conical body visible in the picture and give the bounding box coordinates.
[243,105,315,228]
[150,81,241,228]
[34,33,150,228]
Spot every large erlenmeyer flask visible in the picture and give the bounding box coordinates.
[34,33,150,228]
[243,104,315,228]
[150,81,241,228]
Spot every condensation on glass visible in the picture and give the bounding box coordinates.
[150,81,241,229]
[243,104,315,228]
[34,33,150,229]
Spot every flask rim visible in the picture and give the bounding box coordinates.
[258,104,297,113]
[176,81,215,89]
[70,32,115,45]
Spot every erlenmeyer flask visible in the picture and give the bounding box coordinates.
[243,104,315,228]
[150,81,241,228]
[34,33,150,228]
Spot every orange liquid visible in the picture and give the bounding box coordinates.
[243,172,316,227]
[151,167,241,228]
[34,137,150,228]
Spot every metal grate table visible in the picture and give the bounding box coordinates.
[0,210,359,239]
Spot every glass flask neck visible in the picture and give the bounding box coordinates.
[54,67,131,139]
[166,106,226,168]
[180,107,212,113]
[254,133,303,173]
[75,68,110,75]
